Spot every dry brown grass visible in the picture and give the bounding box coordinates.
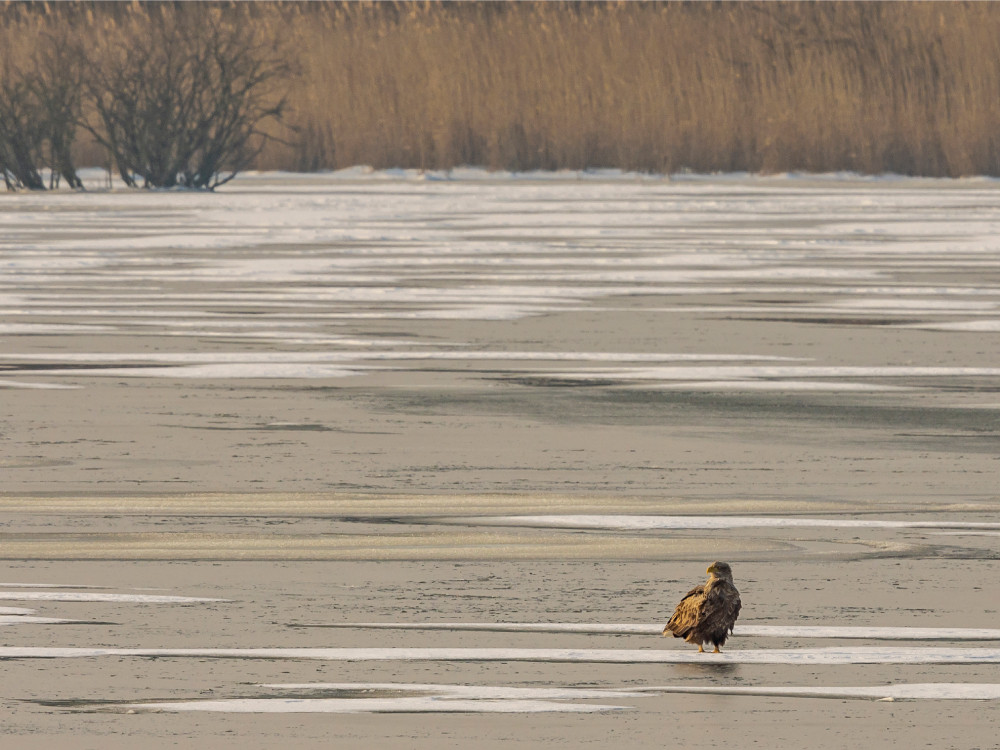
[6,1,1000,177]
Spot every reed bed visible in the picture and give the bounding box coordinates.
[5,1,1000,177]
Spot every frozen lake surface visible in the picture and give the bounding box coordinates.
[1,171,1000,747]
[4,171,1000,501]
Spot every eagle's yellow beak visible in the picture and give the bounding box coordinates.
[706,564,716,574]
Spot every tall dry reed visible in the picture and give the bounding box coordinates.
[5,1,1000,177]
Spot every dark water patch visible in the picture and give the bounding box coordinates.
[365,386,1000,436]
[718,316,923,327]
[3,363,175,372]
[502,377,628,388]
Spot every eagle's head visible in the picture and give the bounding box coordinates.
[707,561,734,581]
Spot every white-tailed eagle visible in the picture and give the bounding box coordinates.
[663,561,741,653]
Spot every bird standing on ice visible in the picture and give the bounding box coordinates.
[663,561,741,653]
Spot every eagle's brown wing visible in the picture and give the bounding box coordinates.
[663,584,706,637]
[701,583,741,635]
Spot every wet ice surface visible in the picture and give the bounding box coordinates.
[2,557,1000,746]
[5,172,1000,397]
[3,172,1000,745]
[5,172,1000,500]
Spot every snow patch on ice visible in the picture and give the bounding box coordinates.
[647,683,1000,701]
[116,682,641,714]
[305,622,1000,641]
[0,592,227,604]
[0,615,82,626]
[91,679,1000,715]
[0,380,80,389]
[895,319,1000,332]
[437,515,1000,531]
[0,583,104,588]
[0,607,35,615]
[630,380,908,392]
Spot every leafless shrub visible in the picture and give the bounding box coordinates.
[0,21,83,191]
[0,63,46,190]
[84,5,290,190]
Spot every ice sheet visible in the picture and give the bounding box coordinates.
[8,172,1000,396]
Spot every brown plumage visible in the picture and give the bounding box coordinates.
[663,561,741,653]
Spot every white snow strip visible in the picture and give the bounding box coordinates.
[261,681,1000,702]
[0,583,104,588]
[259,683,648,700]
[0,324,114,333]
[29,363,366,379]
[0,615,81,626]
[0,592,227,604]
[532,365,1000,381]
[122,682,641,714]
[0,607,34,615]
[896,320,1000,332]
[2,647,1000,665]
[646,683,1000,701]
[109,681,1000,714]
[121,697,624,714]
[304,623,1000,640]
[440,515,1000,531]
[0,380,81,390]
[0,351,807,364]
[632,380,908,392]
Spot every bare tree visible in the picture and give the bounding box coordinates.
[0,67,46,190]
[85,6,290,190]
[0,41,84,190]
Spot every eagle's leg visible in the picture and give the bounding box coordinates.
[697,644,704,653]
[713,646,721,653]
